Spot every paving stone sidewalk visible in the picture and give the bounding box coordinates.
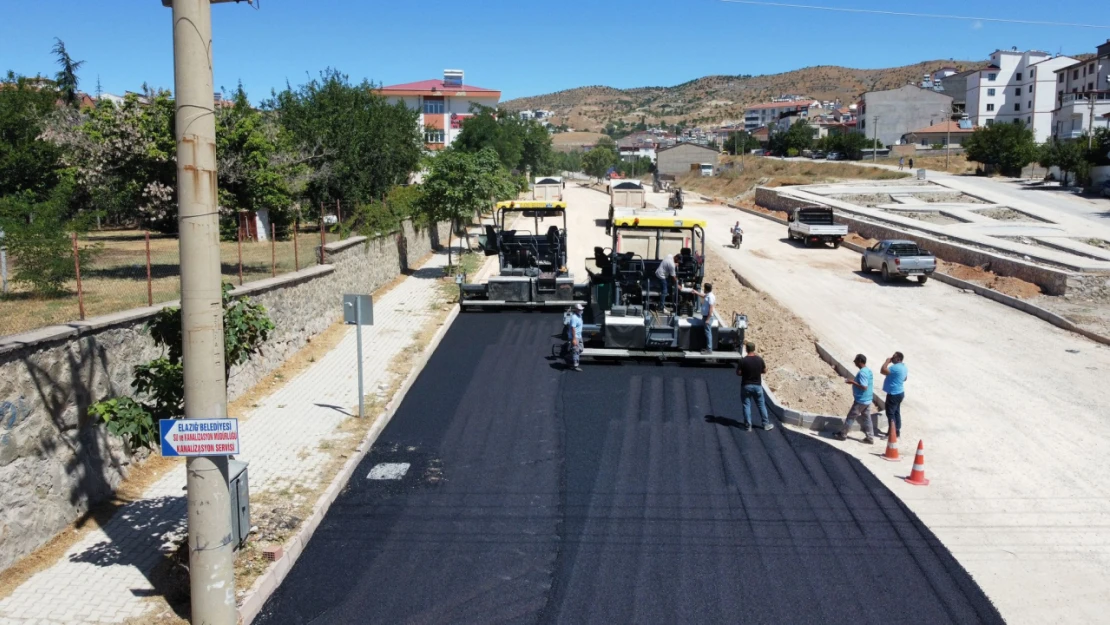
[0,252,453,625]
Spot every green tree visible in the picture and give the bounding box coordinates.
[50,38,84,107]
[419,147,515,267]
[582,144,619,182]
[453,106,554,174]
[0,184,93,295]
[216,84,298,238]
[268,69,423,207]
[0,72,63,200]
[964,123,1038,176]
[1038,138,1089,186]
[769,120,814,156]
[45,90,178,231]
[724,131,760,155]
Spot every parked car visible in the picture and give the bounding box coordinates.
[786,206,848,248]
[826,152,843,161]
[1100,180,1110,198]
[860,240,936,284]
[811,151,826,159]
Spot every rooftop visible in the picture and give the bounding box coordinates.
[745,99,818,110]
[379,79,500,96]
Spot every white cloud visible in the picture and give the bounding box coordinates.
[972,20,983,30]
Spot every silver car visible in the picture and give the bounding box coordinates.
[861,240,936,284]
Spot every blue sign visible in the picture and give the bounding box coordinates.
[160,418,240,457]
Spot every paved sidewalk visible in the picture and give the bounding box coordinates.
[0,251,453,624]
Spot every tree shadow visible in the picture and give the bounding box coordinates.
[67,494,191,619]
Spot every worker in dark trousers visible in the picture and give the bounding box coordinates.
[881,351,908,437]
[736,342,773,432]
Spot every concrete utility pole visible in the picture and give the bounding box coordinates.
[944,106,952,172]
[163,1,246,623]
[872,116,880,162]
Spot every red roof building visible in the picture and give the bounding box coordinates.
[379,69,501,150]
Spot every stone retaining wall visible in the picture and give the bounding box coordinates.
[0,220,448,572]
[755,186,1073,295]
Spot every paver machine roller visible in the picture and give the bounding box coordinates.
[577,215,746,362]
[459,200,587,310]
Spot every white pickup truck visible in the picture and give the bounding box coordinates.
[787,206,848,248]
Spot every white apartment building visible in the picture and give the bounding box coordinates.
[966,48,1077,142]
[742,99,820,131]
[1051,40,1110,141]
[379,69,501,150]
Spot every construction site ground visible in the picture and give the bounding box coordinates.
[680,193,1110,624]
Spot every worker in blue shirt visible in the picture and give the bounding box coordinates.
[565,303,584,372]
[881,351,908,437]
[835,354,875,444]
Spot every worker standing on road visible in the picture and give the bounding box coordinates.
[654,253,680,309]
[691,283,716,354]
[881,352,908,437]
[565,303,585,372]
[736,342,774,431]
[908,158,915,170]
[898,157,905,171]
[835,354,875,444]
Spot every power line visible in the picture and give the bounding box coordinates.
[717,0,1110,29]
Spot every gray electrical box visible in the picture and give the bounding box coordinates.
[917,168,927,180]
[228,460,250,551]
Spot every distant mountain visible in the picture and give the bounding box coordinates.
[502,60,985,131]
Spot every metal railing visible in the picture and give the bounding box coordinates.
[1060,91,1110,106]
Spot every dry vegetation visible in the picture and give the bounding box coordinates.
[706,249,854,416]
[876,153,978,174]
[503,60,983,130]
[0,226,322,337]
[677,156,908,200]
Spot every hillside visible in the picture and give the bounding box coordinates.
[503,60,983,131]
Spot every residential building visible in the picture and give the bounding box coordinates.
[1051,40,1110,140]
[656,143,720,176]
[617,132,659,162]
[743,99,820,131]
[856,85,954,147]
[901,119,977,147]
[937,69,976,114]
[379,69,501,150]
[966,48,1077,142]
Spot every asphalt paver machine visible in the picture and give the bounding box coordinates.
[459,200,587,309]
[579,215,745,362]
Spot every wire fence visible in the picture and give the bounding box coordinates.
[0,219,327,339]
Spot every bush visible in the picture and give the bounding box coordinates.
[0,186,95,295]
[787,148,799,158]
[90,283,274,450]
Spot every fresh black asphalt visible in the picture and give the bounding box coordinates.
[255,312,1003,624]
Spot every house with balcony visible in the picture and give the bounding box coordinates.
[1051,40,1110,141]
[742,98,820,131]
[379,69,501,150]
[966,48,1077,142]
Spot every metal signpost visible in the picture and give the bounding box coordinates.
[344,294,374,418]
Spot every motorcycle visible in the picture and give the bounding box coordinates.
[731,230,743,249]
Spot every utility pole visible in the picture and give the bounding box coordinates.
[944,106,952,172]
[164,1,245,623]
[1089,92,1097,150]
[872,116,880,162]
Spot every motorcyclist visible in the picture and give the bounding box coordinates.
[731,221,744,248]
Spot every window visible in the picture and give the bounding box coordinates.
[1027,116,1032,124]
[423,100,444,115]
[987,88,996,96]
[1016,72,1023,81]
[986,103,995,111]
[1090,63,1096,74]
[1030,69,1035,78]
[987,72,997,81]
[1090,82,1096,91]
[424,129,445,144]
[1014,103,1021,111]
[1073,69,1080,80]
[1028,100,1032,109]
[986,119,994,126]
[1013,119,1022,125]
[1015,87,1022,96]
[1059,73,1065,83]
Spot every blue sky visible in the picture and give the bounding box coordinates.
[1,0,1107,102]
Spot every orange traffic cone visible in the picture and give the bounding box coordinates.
[905,440,930,486]
[880,421,900,462]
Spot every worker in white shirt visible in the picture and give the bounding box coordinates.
[691,283,716,353]
[653,253,680,309]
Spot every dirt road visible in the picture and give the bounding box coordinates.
[679,197,1110,624]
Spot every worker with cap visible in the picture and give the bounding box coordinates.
[565,303,585,372]
[654,253,680,310]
